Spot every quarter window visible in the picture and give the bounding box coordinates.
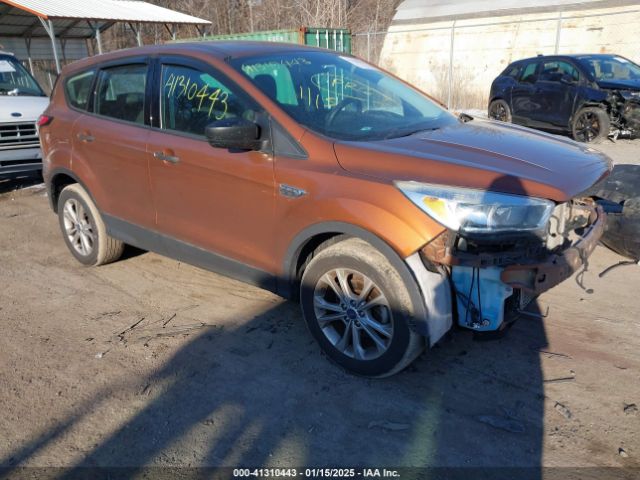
[95,64,147,124]
[160,64,255,136]
[65,70,95,110]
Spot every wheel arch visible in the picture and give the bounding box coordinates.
[280,222,429,333]
[48,168,80,213]
[47,168,96,214]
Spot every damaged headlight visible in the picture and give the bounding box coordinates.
[395,181,555,234]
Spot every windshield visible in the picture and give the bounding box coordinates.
[577,55,640,82]
[230,51,455,141]
[0,56,45,96]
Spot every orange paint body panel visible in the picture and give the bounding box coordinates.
[40,41,611,285]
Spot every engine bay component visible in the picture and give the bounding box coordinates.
[422,198,606,332]
[451,266,513,331]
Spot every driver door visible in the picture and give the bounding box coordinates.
[146,59,276,272]
[532,60,580,128]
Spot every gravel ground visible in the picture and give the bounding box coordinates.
[0,140,638,474]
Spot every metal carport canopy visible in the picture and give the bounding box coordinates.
[0,0,211,72]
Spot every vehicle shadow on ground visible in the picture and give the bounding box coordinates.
[1,175,550,476]
[0,172,43,195]
[0,297,548,477]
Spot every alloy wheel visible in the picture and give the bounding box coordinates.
[313,268,393,360]
[490,102,508,121]
[62,198,95,256]
[575,111,601,142]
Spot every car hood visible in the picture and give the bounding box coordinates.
[334,118,612,202]
[0,96,49,123]
[597,79,640,91]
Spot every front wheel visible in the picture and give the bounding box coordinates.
[571,107,610,143]
[300,238,424,377]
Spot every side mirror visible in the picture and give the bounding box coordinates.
[205,118,262,151]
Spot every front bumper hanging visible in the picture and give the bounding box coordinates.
[421,200,606,332]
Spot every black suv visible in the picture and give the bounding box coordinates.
[489,54,640,143]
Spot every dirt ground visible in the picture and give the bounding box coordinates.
[0,140,639,474]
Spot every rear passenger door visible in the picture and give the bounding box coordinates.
[511,60,540,125]
[71,60,154,229]
[146,58,276,272]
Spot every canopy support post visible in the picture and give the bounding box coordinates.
[24,37,34,75]
[88,21,103,55]
[128,22,142,46]
[39,17,61,75]
[96,25,103,54]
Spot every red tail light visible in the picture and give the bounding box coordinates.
[37,115,53,127]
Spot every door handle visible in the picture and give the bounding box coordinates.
[76,133,95,143]
[153,151,180,164]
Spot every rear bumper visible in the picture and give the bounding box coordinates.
[0,147,42,175]
[500,205,605,294]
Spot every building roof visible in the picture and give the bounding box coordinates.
[392,0,640,24]
[0,0,210,40]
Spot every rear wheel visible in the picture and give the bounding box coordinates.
[57,184,124,266]
[571,107,610,143]
[300,238,424,377]
[488,99,512,123]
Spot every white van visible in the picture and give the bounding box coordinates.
[0,52,49,175]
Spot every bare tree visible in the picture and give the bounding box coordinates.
[98,0,401,60]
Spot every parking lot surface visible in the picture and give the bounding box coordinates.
[0,141,639,470]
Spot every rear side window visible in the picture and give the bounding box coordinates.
[65,70,95,110]
[503,64,522,79]
[95,64,147,124]
[519,62,538,83]
[160,64,256,136]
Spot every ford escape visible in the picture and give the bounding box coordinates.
[40,43,611,377]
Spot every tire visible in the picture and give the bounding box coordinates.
[300,238,425,377]
[57,184,124,266]
[488,99,512,123]
[601,197,640,261]
[571,106,610,143]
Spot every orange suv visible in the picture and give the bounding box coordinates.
[40,43,610,377]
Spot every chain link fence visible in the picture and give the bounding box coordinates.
[352,7,640,111]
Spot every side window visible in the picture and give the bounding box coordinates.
[242,62,298,106]
[540,61,579,82]
[95,64,147,124]
[503,64,522,79]
[65,70,95,110]
[519,62,538,83]
[160,64,255,136]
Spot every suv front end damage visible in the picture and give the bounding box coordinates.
[420,198,605,333]
[606,90,640,139]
